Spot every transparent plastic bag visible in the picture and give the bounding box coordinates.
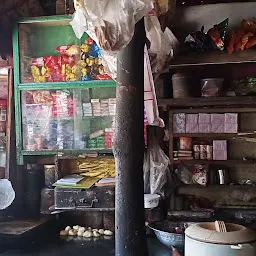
[201,78,224,97]
[175,164,192,184]
[144,142,170,196]
[145,15,179,75]
[82,0,154,51]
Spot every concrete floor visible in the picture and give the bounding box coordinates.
[1,236,173,256]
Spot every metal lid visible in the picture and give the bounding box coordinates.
[185,222,256,245]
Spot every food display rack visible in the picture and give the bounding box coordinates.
[13,16,116,165]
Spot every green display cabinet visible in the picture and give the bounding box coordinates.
[13,16,116,165]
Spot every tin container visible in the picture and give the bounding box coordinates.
[194,152,200,160]
[193,145,200,152]
[44,165,56,187]
[200,144,207,152]
[179,137,192,151]
[200,152,207,160]
[206,145,213,153]
[207,152,213,160]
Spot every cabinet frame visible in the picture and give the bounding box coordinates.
[13,16,116,164]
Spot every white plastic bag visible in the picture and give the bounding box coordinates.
[144,142,170,196]
[145,14,179,75]
[81,0,154,51]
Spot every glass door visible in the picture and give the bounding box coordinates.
[21,87,116,151]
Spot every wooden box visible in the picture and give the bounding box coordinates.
[54,186,115,210]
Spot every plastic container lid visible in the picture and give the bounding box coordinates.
[185,222,256,245]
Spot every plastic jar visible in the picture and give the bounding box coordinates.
[172,73,192,98]
[44,165,56,187]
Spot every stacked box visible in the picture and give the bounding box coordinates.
[185,114,198,133]
[83,103,93,116]
[213,150,227,160]
[211,114,225,133]
[198,113,211,133]
[186,114,198,124]
[213,140,227,160]
[91,99,101,116]
[105,128,114,148]
[224,113,238,133]
[96,136,105,148]
[100,99,109,116]
[89,130,104,139]
[88,138,97,148]
[213,140,227,150]
[173,113,185,133]
[109,98,116,116]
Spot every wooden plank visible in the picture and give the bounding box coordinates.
[173,133,239,138]
[169,49,256,68]
[173,159,256,165]
[176,0,255,7]
[158,96,256,108]
[171,108,256,113]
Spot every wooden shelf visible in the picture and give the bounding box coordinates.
[158,96,256,108]
[169,49,256,68]
[172,159,256,165]
[173,133,238,138]
[179,184,256,189]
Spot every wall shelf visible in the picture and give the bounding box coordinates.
[173,159,256,165]
[172,133,239,138]
[158,96,256,108]
[169,49,256,68]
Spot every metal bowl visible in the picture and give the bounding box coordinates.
[148,220,185,249]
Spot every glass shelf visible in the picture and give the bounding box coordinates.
[18,18,111,85]
[21,87,116,151]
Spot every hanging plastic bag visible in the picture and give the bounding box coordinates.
[70,0,87,39]
[73,0,154,51]
[143,142,170,196]
[145,14,179,75]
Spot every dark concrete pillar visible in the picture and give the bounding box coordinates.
[114,19,148,256]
